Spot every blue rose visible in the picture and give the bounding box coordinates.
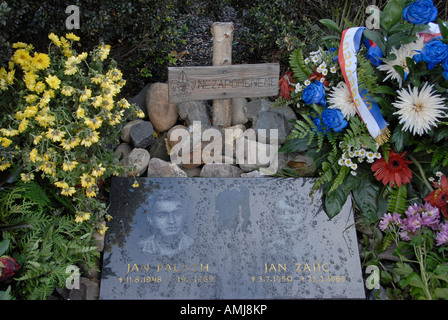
[302,81,326,107]
[443,56,448,70]
[366,45,383,67]
[443,71,448,81]
[420,40,448,69]
[321,109,348,133]
[403,0,438,25]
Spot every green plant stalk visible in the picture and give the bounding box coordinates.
[415,244,432,300]
[408,154,434,192]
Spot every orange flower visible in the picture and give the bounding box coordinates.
[424,174,448,218]
[371,149,412,187]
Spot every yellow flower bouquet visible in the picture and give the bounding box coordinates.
[0,33,144,224]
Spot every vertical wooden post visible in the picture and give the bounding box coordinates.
[211,22,234,127]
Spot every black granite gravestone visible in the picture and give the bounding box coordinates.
[99,177,366,299]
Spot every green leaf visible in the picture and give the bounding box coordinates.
[289,48,312,82]
[279,136,316,154]
[394,262,413,277]
[380,0,403,32]
[323,181,350,219]
[390,123,410,152]
[351,177,381,224]
[319,19,342,34]
[363,29,386,54]
[387,184,408,214]
[0,239,9,256]
[435,288,448,300]
[438,18,448,39]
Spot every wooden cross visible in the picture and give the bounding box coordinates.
[168,22,279,127]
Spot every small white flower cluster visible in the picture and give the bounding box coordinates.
[429,171,444,184]
[337,140,381,176]
[295,50,337,93]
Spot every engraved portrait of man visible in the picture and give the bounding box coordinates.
[140,193,194,257]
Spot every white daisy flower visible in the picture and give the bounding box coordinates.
[327,82,357,119]
[295,83,303,93]
[350,171,357,176]
[305,58,311,64]
[393,82,447,136]
[330,66,337,73]
[304,79,311,86]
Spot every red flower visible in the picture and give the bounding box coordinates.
[0,256,20,281]
[371,149,413,187]
[278,71,295,100]
[424,174,448,218]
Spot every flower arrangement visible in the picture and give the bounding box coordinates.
[0,33,144,225]
[278,0,448,299]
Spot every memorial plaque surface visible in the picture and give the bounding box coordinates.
[100,177,366,299]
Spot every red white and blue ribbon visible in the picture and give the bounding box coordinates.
[338,27,390,146]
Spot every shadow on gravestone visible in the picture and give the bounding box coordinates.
[100,177,366,300]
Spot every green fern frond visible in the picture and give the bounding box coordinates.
[387,184,408,215]
[289,48,312,82]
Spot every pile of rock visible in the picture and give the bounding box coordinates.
[116,82,314,178]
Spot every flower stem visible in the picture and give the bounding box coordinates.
[415,245,432,300]
[408,154,433,192]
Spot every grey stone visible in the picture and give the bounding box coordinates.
[146,83,179,132]
[147,158,187,177]
[199,163,243,177]
[268,104,297,131]
[130,121,155,149]
[149,132,170,161]
[128,83,152,118]
[253,111,290,145]
[121,119,144,143]
[240,170,267,177]
[68,277,99,300]
[177,100,211,126]
[236,134,279,173]
[231,98,249,125]
[120,148,150,177]
[114,142,133,160]
[100,177,366,299]
[243,99,270,123]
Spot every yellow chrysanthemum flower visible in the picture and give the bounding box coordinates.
[24,106,38,118]
[61,86,75,96]
[46,128,66,142]
[76,107,86,119]
[48,33,62,47]
[18,119,29,133]
[106,68,123,82]
[85,186,97,198]
[25,94,39,103]
[80,173,96,188]
[79,87,92,102]
[0,161,12,171]
[45,75,61,89]
[61,186,76,197]
[60,136,80,150]
[97,224,109,235]
[55,181,69,189]
[0,128,19,137]
[0,137,12,148]
[75,211,91,223]
[32,53,51,70]
[62,160,78,172]
[29,148,40,162]
[66,33,80,41]
[84,116,103,130]
[20,173,35,183]
[13,49,32,66]
[39,161,56,176]
[91,164,106,178]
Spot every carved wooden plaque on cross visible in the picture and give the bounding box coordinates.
[168,22,280,127]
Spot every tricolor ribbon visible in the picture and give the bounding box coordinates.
[338,27,390,146]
